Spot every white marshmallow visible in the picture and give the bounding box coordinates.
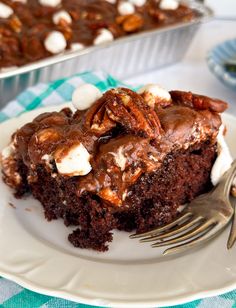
[105,0,116,3]
[138,84,171,108]
[118,1,135,15]
[12,0,27,3]
[38,0,61,7]
[159,0,179,10]
[93,28,114,45]
[55,143,92,176]
[211,125,233,186]
[0,3,13,18]
[53,10,72,25]
[129,0,146,7]
[44,31,67,54]
[72,84,102,110]
[1,143,15,159]
[70,43,85,51]
[138,84,171,101]
[110,146,127,171]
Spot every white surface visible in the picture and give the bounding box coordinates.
[205,0,236,18]
[125,20,236,116]
[0,106,236,307]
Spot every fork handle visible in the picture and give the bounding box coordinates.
[227,197,236,249]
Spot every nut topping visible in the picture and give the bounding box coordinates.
[116,14,144,32]
[9,15,22,33]
[170,91,228,113]
[83,88,162,139]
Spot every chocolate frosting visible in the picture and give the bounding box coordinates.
[3,87,226,207]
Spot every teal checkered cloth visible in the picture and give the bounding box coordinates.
[0,71,235,308]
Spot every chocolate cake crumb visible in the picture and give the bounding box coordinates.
[8,202,16,209]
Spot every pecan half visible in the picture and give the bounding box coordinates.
[170,91,228,113]
[83,95,116,135]
[116,14,144,33]
[83,88,162,139]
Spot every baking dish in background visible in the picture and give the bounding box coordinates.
[0,1,212,107]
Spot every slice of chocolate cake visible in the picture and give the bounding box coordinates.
[1,84,229,251]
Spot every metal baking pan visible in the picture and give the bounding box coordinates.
[0,1,212,107]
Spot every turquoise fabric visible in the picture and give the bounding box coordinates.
[0,71,235,307]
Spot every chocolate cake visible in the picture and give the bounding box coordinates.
[0,0,198,70]
[1,84,228,251]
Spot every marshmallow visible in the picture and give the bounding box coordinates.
[54,143,92,176]
[110,146,127,171]
[211,125,233,186]
[1,143,15,159]
[105,0,116,3]
[53,10,72,25]
[12,0,27,3]
[118,1,135,15]
[72,84,102,110]
[44,31,67,54]
[138,84,171,108]
[70,43,85,51]
[38,0,61,7]
[93,28,114,45]
[129,0,146,7]
[0,3,13,18]
[159,0,179,10]
[138,84,171,100]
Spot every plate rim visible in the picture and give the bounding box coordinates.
[0,107,236,308]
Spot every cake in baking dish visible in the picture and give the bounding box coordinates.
[1,84,230,251]
[0,0,198,70]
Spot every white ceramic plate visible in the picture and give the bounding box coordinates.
[0,106,236,308]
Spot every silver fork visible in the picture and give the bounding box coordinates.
[227,196,236,249]
[130,160,236,256]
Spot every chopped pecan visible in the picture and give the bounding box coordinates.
[170,91,228,113]
[116,14,144,33]
[83,88,162,139]
[148,8,166,22]
[21,36,46,61]
[58,22,72,40]
[9,15,22,33]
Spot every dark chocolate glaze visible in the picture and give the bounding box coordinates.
[3,87,226,207]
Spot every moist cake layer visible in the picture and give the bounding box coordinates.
[1,85,228,251]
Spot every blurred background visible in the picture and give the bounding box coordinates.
[126,0,236,114]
